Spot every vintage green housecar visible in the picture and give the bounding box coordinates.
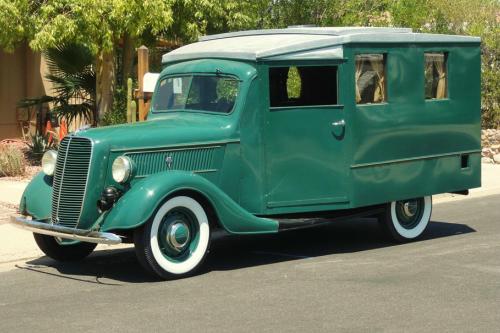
[11,27,481,279]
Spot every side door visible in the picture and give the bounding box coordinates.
[264,63,349,211]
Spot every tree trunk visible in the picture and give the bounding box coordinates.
[96,49,116,123]
[121,34,136,88]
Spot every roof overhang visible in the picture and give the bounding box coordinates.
[162,27,480,65]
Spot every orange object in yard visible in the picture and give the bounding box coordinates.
[45,120,53,144]
[59,120,68,140]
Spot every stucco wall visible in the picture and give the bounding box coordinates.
[0,45,47,140]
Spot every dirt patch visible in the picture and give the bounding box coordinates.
[1,165,41,182]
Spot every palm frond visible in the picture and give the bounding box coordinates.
[43,43,94,77]
[17,95,57,108]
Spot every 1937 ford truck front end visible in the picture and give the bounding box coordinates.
[12,59,278,279]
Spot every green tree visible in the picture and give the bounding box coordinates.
[28,0,173,122]
[0,0,31,51]
[166,0,264,44]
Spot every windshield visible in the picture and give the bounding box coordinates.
[153,75,239,113]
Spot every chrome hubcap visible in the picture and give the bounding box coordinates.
[395,198,425,229]
[403,201,418,217]
[165,222,190,252]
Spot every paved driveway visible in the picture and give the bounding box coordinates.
[0,195,499,332]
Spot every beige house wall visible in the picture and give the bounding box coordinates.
[0,45,48,140]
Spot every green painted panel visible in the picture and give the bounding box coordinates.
[343,44,481,207]
[21,172,52,220]
[264,105,349,208]
[239,73,267,213]
[351,153,481,206]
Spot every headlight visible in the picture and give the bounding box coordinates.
[112,156,132,183]
[42,150,58,176]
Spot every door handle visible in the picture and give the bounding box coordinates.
[331,119,345,140]
[332,119,345,127]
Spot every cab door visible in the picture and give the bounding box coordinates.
[264,64,348,211]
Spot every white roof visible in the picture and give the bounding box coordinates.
[162,27,480,64]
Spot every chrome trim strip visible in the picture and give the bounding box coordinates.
[350,150,482,169]
[267,196,350,208]
[110,139,240,153]
[53,136,72,225]
[123,145,222,156]
[10,216,122,245]
[74,137,94,230]
[192,169,218,173]
[133,169,218,179]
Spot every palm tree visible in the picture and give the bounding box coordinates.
[19,43,97,127]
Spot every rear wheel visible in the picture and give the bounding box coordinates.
[379,196,432,242]
[33,233,97,261]
[134,196,211,280]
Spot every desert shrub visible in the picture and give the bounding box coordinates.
[26,133,56,163]
[0,145,26,177]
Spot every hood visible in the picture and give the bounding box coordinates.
[75,112,239,151]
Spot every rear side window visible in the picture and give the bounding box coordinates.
[269,66,338,107]
[355,54,386,104]
[425,52,447,99]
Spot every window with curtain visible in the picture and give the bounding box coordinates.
[355,54,386,104]
[269,66,338,107]
[425,52,447,99]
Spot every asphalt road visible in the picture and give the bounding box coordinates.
[0,195,499,332]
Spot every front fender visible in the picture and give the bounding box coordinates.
[101,171,278,234]
[21,172,52,220]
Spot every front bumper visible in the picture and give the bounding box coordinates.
[10,215,122,245]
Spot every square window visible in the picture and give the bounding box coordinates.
[425,52,447,99]
[355,54,386,104]
[269,66,338,107]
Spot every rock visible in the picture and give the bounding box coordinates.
[482,157,493,164]
[482,148,493,157]
[494,154,500,164]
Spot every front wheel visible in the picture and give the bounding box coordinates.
[379,196,432,242]
[134,196,211,280]
[33,233,97,261]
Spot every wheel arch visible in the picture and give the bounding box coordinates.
[100,171,278,235]
[165,189,221,231]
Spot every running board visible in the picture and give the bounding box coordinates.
[273,205,386,231]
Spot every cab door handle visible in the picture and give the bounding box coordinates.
[332,120,345,127]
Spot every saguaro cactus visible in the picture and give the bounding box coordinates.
[131,100,137,123]
[126,78,137,123]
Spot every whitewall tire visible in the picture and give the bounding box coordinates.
[134,196,211,279]
[379,196,432,242]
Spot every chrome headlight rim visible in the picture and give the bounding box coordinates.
[41,150,58,176]
[112,156,133,183]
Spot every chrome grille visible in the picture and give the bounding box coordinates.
[126,147,217,177]
[51,137,92,228]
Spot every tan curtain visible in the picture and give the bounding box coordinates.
[355,60,363,103]
[372,58,385,103]
[435,58,446,99]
